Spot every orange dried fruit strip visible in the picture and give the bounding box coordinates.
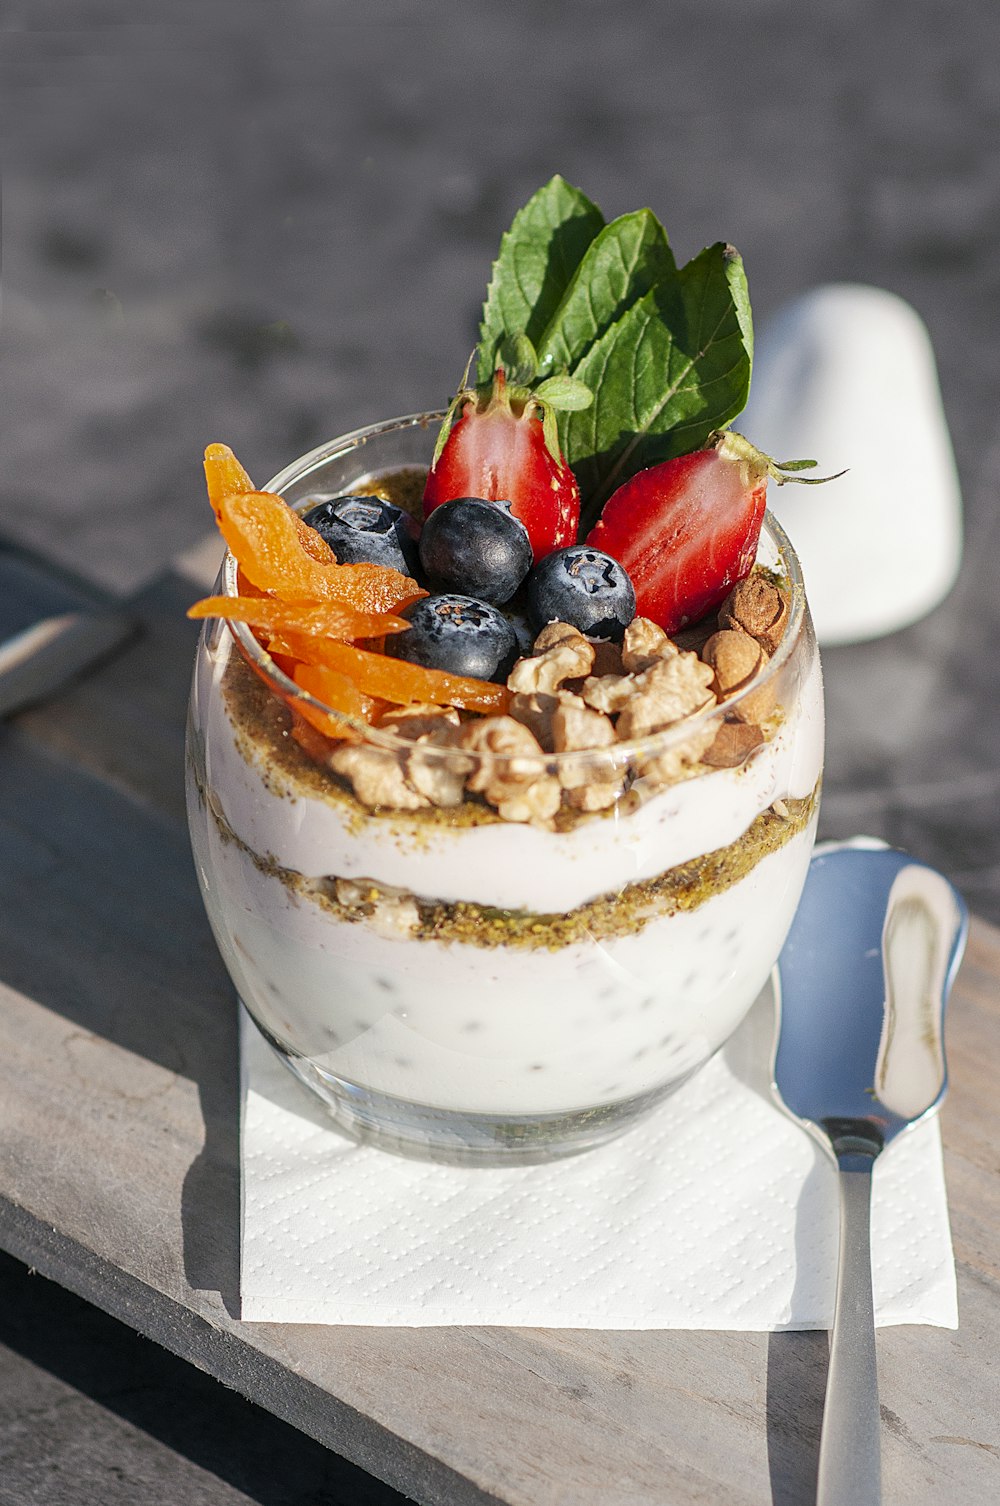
[214,489,425,612]
[291,711,342,761]
[323,563,427,614]
[204,443,254,511]
[214,489,335,597]
[186,594,410,640]
[292,663,379,738]
[235,567,267,598]
[293,638,511,713]
[292,509,339,564]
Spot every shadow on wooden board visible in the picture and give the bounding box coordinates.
[0,1250,407,1506]
[0,571,243,1316]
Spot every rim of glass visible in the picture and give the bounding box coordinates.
[220,411,808,771]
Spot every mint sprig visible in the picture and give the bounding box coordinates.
[535,208,677,378]
[566,242,753,525]
[477,177,605,383]
[475,178,755,530]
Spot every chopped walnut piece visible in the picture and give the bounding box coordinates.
[375,705,468,806]
[588,638,625,678]
[580,673,635,715]
[377,703,461,739]
[460,716,561,824]
[533,621,582,654]
[611,654,717,790]
[621,617,677,673]
[702,630,776,724]
[702,720,766,768]
[407,739,469,807]
[508,623,595,694]
[461,715,548,775]
[551,700,617,794]
[334,878,420,938]
[719,574,789,654]
[508,690,561,751]
[494,780,563,824]
[615,654,716,740]
[551,699,616,754]
[566,781,622,812]
[636,736,716,788]
[328,742,430,810]
[509,689,594,752]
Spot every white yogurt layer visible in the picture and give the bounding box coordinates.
[190,787,817,1113]
[188,621,823,1119]
[197,641,823,914]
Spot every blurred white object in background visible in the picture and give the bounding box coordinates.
[739,285,963,645]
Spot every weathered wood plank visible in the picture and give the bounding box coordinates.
[1,570,999,1504]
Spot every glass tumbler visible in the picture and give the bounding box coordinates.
[186,413,824,1162]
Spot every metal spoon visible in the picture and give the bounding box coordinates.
[772,840,968,1506]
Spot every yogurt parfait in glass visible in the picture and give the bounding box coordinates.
[185,179,828,1161]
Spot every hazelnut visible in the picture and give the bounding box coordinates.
[701,631,775,724]
[719,574,789,654]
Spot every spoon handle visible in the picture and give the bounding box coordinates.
[817,1154,882,1506]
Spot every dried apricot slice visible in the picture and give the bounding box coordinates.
[323,563,427,614]
[289,638,511,713]
[291,663,381,739]
[204,443,255,511]
[292,510,337,564]
[186,595,410,641]
[215,489,424,611]
[214,489,335,598]
[290,711,341,760]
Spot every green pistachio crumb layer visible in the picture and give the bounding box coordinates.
[411,790,817,948]
[198,757,818,949]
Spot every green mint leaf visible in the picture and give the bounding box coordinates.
[495,333,538,385]
[477,176,604,386]
[532,374,593,410]
[564,242,753,529]
[541,403,562,466]
[535,209,677,377]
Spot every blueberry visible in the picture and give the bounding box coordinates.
[526,546,636,641]
[385,594,517,682]
[301,495,420,576]
[419,497,532,605]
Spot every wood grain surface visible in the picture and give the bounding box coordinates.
[1,572,998,1506]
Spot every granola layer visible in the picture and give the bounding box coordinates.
[199,762,818,950]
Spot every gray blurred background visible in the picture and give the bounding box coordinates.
[2,2,999,1501]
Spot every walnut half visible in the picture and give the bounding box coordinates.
[459,716,561,824]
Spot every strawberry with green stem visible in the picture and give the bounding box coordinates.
[423,363,592,563]
[586,432,842,635]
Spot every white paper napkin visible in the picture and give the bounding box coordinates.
[239,984,957,1329]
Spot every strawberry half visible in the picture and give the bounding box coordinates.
[586,432,836,634]
[423,370,582,563]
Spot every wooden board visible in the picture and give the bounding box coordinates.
[2,570,999,1506]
